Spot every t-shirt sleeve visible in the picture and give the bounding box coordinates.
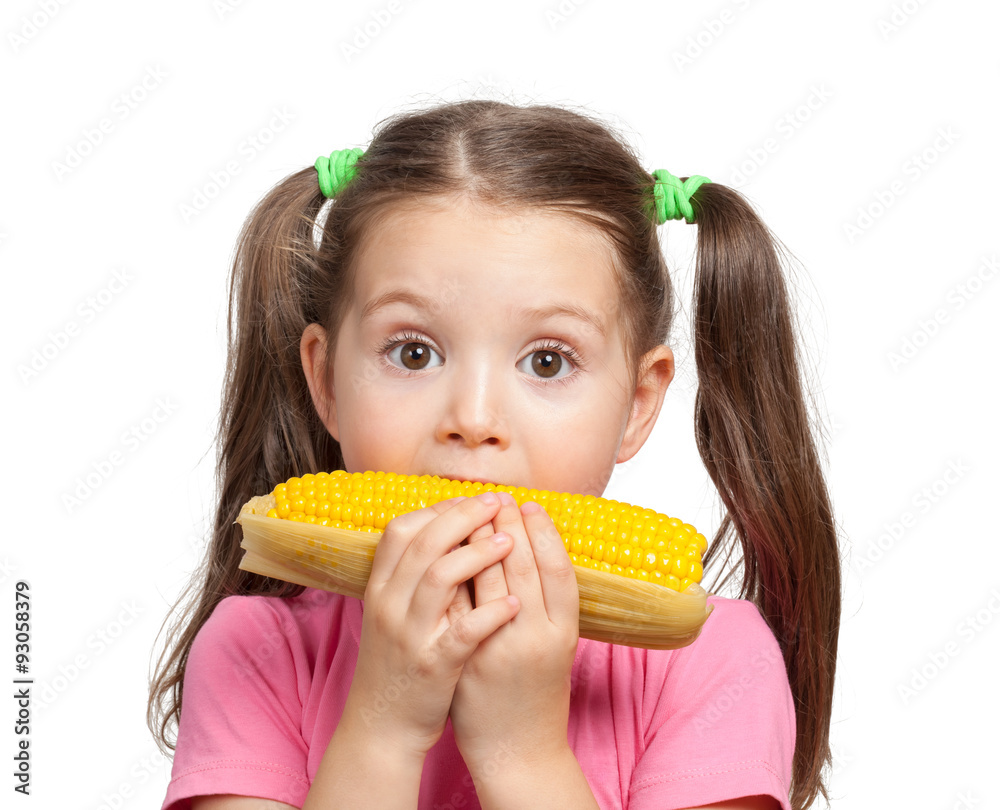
[629,597,796,810]
[161,595,312,810]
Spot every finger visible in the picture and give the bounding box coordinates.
[392,494,504,604]
[491,492,547,616]
[446,576,474,626]
[521,501,580,630]
[368,496,467,588]
[468,517,508,608]
[409,531,514,631]
[448,524,488,621]
[436,595,520,667]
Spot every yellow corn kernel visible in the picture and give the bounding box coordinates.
[267,470,704,592]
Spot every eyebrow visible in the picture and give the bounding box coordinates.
[360,289,608,338]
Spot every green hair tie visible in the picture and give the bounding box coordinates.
[313,152,707,223]
[315,148,364,198]
[652,169,711,224]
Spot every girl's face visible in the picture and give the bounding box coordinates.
[302,196,673,496]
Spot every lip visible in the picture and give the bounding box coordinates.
[436,473,500,486]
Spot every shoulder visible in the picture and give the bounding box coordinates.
[665,596,788,696]
[694,596,785,663]
[188,588,359,676]
[580,596,795,745]
[197,587,353,639]
[627,597,795,809]
[658,596,794,750]
[572,597,790,727]
[576,597,784,678]
[201,586,343,628]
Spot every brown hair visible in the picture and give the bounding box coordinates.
[148,99,840,809]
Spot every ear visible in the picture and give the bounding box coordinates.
[300,323,340,442]
[616,345,674,464]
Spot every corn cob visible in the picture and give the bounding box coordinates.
[237,470,713,649]
[266,470,705,591]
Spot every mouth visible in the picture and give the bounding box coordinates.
[436,473,500,486]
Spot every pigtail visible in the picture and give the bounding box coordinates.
[147,168,344,752]
[689,182,841,809]
[216,168,345,561]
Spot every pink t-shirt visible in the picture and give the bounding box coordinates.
[162,589,794,810]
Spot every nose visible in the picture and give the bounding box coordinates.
[435,364,510,450]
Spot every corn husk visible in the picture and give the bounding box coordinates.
[237,494,713,650]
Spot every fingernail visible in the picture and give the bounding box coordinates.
[498,491,517,506]
[478,492,499,505]
[492,532,510,544]
[521,501,542,514]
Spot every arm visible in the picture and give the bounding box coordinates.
[451,500,793,810]
[185,723,426,810]
[298,694,424,809]
[296,494,518,809]
[468,745,598,810]
[179,494,519,810]
[187,715,427,810]
[449,495,599,810]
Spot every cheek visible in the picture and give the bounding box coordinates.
[565,417,623,494]
[335,382,427,472]
[523,388,626,496]
[338,394,392,456]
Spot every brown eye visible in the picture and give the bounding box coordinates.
[399,342,430,370]
[384,335,442,373]
[531,350,562,378]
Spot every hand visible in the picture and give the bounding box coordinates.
[338,493,520,762]
[449,492,580,784]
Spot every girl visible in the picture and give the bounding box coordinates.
[149,100,841,810]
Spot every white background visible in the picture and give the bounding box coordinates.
[4,1,999,807]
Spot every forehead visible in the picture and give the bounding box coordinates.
[351,196,622,312]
